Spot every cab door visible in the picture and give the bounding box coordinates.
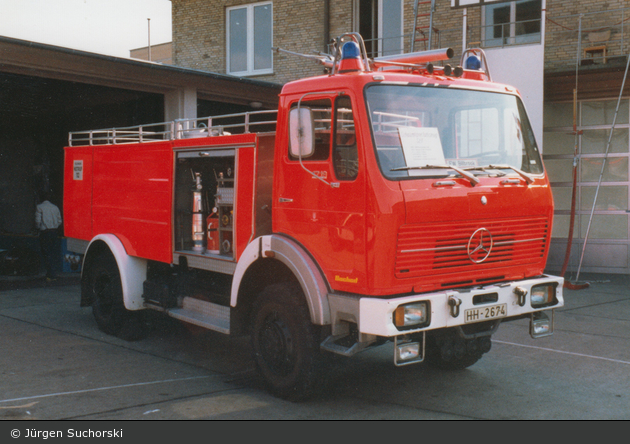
[274,94,367,292]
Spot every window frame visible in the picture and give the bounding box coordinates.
[354,0,404,58]
[226,1,273,76]
[482,0,542,48]
[288,98,333,162]
[378,0,404,57]
[333,95,359,181]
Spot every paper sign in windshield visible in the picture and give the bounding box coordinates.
[398,127,445,174]
[446,158,478,168]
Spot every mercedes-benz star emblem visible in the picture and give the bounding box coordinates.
[467,228,493,263]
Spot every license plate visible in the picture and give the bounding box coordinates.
[464,303,507,323]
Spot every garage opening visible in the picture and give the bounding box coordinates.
[0,72,163,275]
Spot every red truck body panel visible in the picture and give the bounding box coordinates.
[63,146,94,242]
[65,141,173,263]
[64,134,260,265]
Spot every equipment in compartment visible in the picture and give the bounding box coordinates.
[215,171,234,255]
[206,207,220,254]
[175,150,235,257]
[191,171,207,252]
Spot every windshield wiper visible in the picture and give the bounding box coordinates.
[468,164,534,184]
[391,164,480,186]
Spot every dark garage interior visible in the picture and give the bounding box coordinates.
[0,72,165,233]
[0,72,165,275]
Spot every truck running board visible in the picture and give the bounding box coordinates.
[166,297,230,334]
[320,335,373,357]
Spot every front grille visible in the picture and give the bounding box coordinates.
[395,217,549,282]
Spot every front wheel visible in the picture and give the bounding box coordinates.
[251,283,323,401]
[424,332,492,371]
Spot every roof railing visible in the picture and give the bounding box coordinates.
[69,109,278,146]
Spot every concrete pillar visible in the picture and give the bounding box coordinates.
[164,87,197,122]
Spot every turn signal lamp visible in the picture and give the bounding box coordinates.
[394,302,429,330]
[530,283,558,308]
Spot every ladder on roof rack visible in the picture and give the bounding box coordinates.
[411,0,438,52]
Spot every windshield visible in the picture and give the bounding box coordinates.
[365,84,544,180]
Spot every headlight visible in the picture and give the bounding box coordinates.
[394,302,430,330]
[530,311,553,338]
[530,283,558,308]
[396,341,420,361]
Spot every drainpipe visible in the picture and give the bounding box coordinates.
[324,0,330,53]
[462,8,467,52]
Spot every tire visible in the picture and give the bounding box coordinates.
[251,283,322,401]
[424,333,491,371]
[89,252,143,340]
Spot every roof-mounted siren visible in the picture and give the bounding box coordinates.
[330,32,371,75]
[372,48,462,76]
[338,41,365,73]
[460,48,492,81]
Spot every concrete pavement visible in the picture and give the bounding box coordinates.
[1,270,629,420]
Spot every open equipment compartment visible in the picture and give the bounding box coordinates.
[174,148,236,258]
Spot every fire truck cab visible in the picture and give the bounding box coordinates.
[64,33,564,400]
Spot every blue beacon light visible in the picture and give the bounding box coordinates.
[341,41,361,59]
[465,55,482,70]
[338,41,363,72]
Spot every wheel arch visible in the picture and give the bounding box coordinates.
[231,235,331,327]
[81,234,147,311]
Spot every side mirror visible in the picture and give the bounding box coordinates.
[289,107,315,159]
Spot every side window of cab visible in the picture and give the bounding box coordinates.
[287,95,358,181]
[333,96,358,181]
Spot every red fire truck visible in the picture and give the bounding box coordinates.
[64,33,564,400]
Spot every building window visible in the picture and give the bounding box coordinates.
[355,0,403,58]
[483,0,541,47]
[227,2,273,76]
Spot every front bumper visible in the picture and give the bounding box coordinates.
[357,275,564,337]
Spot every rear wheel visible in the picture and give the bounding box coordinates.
[89,252,143,340]
[251,283,322,401]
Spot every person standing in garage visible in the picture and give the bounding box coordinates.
[35,192,62,281]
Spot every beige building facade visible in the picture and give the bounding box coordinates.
[172,0,430,84]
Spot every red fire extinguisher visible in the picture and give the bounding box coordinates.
[206,207,220,254]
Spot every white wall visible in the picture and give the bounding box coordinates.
[484,44,545,152]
